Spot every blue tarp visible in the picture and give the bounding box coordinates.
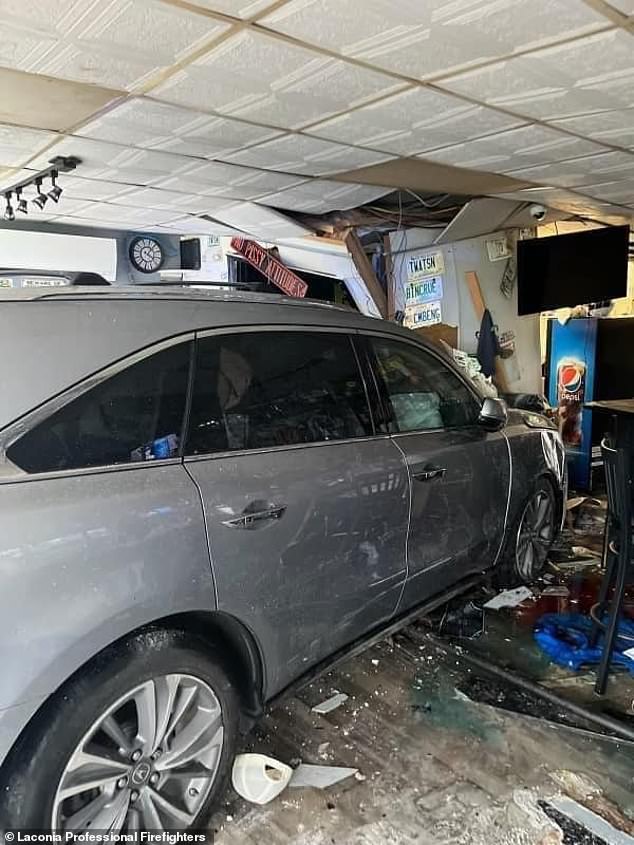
[534,613,634,674]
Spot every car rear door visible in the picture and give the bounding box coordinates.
[364,333,511,611]
[183,327,410,698]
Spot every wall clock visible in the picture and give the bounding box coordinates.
[129,236,164,274]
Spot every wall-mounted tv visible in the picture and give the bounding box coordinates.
[517,225,630,316]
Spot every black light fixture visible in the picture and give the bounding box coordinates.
[16,188,28,215]
[1,156,80,222]
[4,193,15,221]
[32,178,48,210]
[47,170,62,203]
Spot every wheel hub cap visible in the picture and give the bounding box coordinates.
[51,673,224,832]
[130,760,152,787]
[516,489,555,580]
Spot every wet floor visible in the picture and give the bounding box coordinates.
[211,630,634,844]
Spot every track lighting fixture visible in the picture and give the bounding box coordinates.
[47,170,62,203]
[16,189,28,214]
[4,193,15,221]
[32,179,48,210]
[1,156,80,222]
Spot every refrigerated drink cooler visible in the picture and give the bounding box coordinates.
[546,317,634,491]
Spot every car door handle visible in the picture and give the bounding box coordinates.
[410,464,446,482]
[222,504,287,529]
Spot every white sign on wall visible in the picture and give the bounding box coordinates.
[486,236,512,262]
[406,274,443,305]
[404,300,443,328]
[407,251,444,281]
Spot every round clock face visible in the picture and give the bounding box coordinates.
[129,236,164,274]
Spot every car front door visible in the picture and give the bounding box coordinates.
[183,328,410,698]
[366,334,511,610]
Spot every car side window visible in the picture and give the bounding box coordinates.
[186,331,373,455]
[7,342,192,473]
[371,337,479,432]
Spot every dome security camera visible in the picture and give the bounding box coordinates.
[529,203,547,221]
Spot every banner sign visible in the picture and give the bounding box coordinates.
[231,237,308,298]
[404,300,442,329]
[407,251,444,281]
[406,275,443,305]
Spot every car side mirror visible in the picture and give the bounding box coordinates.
[478,397,508,431]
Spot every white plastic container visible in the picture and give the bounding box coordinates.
[231,753,293,805]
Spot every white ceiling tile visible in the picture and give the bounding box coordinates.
[418,125,607,171]
[29,136,198,185]
[109,186,212,213]
[0,124,58,167]
[54,215,169,232]
[162,160,307,200]
[161,215,243,235]
[68,201,175,224]
[308,88,526,157]
[56,175,135,201]
[408,106,528,154]
[258,180,392,213]
[1,0,229,91]
[551,109,634,151]
[210,201,313,239]
[262,0,606,80]
[439,30,634,121]
[153,30,403,130]
[581,180,634,203]
[224,134,392,175]
[182,0,275,16]
[507,151,634,189]
[76,97,282,159]
[606,0,634,13]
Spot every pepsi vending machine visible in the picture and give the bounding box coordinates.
[547,319,597,490]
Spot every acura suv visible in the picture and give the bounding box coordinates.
[0,287,565,832]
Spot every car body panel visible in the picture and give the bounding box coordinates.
[394,426,511,610]
[0,463,213,718]
[185,437,409,698]
[504,410,566,529]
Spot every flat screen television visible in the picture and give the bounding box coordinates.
[517,225,630,316]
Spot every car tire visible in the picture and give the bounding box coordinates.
[495,478,558,587]
[0,628,240,833]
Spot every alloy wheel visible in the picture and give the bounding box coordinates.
[51,674,224,832]
[515,487,555,581]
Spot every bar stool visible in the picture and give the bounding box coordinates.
[589,437,634,695]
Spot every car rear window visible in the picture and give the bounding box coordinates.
[7,342,191,473]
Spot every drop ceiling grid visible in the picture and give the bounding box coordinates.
[0,0,632,221]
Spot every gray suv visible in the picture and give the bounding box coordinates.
[0,287,565,832]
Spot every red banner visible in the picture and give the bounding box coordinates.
[231,237,308,298]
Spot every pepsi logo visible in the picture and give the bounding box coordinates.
[559,364,583,394]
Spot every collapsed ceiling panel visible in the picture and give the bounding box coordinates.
[259,180,394,213]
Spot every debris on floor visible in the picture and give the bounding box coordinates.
[311,691,348,714]
[231,753,292,805]
[289,764,359,789]
[484,585,534,610]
